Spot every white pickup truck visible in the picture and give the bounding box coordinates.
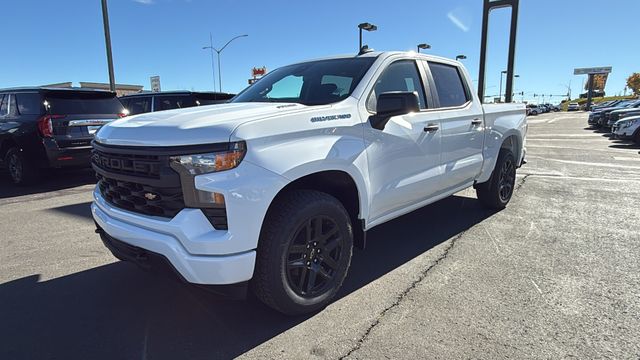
[92,51,526,315]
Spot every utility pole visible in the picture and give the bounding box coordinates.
[101,0,116,92]
[202,33,217,91]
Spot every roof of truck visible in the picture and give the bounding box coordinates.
[291,51,461,66]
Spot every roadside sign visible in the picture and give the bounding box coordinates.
[150,76,161,92]
[252,67,267,77]
[574,67,612,75]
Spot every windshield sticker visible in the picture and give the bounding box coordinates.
[310,114,352,123]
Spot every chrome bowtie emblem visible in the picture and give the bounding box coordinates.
[144,193,157,200]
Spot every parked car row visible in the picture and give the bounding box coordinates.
[0,87,234,185]
[587,98,640,144]
[526,103,559,116]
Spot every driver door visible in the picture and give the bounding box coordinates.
[363,59,444,224]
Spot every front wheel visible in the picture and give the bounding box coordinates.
[252,190,354,315]
[476,148,517,209]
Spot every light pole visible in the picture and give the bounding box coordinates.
[417,43,431,53]
[203,34,248,92]
[455,54,467,61]
[202,33,217,91]
[101,0,116,92]
[499,71,519,102]
[358,23,377,52]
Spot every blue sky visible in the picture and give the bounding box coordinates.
[1,0,638,103]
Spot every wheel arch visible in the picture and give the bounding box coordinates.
[263,169,367,249]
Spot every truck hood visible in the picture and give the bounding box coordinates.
[95,102,309,147]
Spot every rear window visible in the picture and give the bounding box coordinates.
[428,62,470,108]
[15,93,44,115]
[44,92,123,115]
[154,95,197,111]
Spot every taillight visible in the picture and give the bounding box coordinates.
[37,115,65,138]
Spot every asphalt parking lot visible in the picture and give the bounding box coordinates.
[1,111,639,359]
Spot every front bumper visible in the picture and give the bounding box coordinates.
[91,160,288,285]
[612,126,635,140]
[93,195,256,284]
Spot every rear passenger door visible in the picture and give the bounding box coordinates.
[423,61,484,191]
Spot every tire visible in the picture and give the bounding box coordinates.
[476,148,516,210]
[634,129,640,145]
[5,147,39,185]
[252,190,354,315]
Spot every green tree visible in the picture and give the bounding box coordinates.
[627,73,640,95]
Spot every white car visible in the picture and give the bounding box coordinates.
[92,51,527,314]
[612,115,640,143]
[567,103,580,111]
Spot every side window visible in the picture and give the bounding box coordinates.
[367,60,427,111]
[428,62,469,108]
[154,95,197,111]
[15,93,43,115]
[0,95,7,116]
[126,96,152,115]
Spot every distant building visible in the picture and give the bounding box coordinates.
[42,82,143,96]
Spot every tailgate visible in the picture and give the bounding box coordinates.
[52,114,117,148]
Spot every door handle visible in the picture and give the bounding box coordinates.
[471,118,483,125]
[423,123,439,133]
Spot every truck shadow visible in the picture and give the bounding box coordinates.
[0,194,496,360]
[0,168,96,199]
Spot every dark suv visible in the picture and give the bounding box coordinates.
[0,87,125,185]
[119,91,234,115]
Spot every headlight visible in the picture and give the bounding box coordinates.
[170,141,246,175]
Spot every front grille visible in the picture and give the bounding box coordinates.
[91,142,229,228]
[92,149,163,178]
[97,174,184,218]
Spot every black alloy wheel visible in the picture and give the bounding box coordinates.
[497,156,516,203]
[285,216,345,297]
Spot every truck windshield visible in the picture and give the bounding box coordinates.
[232,57,376,106]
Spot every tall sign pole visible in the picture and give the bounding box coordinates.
[478,0,519,103]
[101,0,116,92]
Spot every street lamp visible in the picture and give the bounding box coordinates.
[358,22,377,52]
[455,54,467,61]
[203,34,248,92]
[417,43,431,53]
[499,71,519,103]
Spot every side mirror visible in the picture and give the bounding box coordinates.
[369,91,420,130]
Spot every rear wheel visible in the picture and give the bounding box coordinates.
[476,148,516,210]
[5,148,39,185]
[252,190,353,315]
